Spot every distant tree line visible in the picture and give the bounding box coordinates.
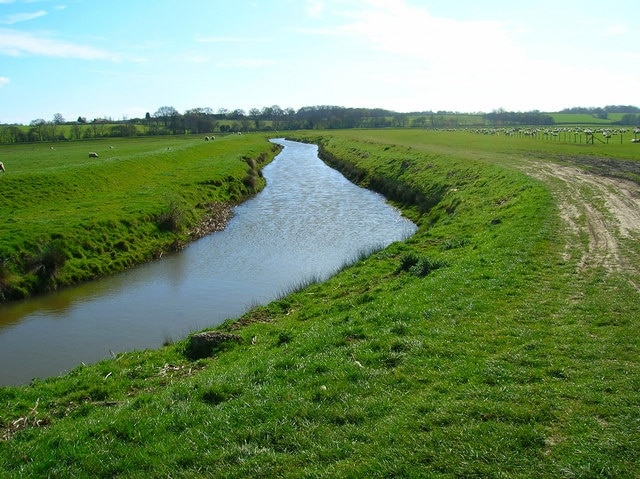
[483,109,555,127]
[1,104,638,144]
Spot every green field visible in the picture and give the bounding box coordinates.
[0,134,279,300]
[547,112,626,125]
[1,130,639,477]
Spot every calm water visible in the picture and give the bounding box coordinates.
[0,139,416,386]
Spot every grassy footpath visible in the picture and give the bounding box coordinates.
[0,134,279,301]
[1,130,639,477]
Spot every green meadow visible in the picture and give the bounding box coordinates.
[0,135,278,300]
[549,112,626,125]
[1,130,639,477]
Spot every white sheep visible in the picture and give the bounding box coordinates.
[0,161,5,172]
[88,152,99,158]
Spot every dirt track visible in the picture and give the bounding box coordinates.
[524,160,640,288]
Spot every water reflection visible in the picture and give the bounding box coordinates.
[0,139,416,386]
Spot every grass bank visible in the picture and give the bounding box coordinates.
[0,134,279,301]
[1,130,638,477]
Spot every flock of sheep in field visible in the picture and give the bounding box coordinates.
[472,126,640,143]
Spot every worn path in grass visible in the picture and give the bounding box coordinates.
[524,161,640,287]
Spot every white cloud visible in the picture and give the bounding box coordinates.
[338,1,518,65]
[305,0,325,17]
[0,10,46,24]
[0,29,121,60]
[0,76,9,86]
[297,0,640,112]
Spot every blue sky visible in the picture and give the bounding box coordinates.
[0,0,638,124]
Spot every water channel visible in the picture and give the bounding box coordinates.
[0,139,417,386]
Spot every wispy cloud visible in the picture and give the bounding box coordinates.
[0,28,122,60]
[336,1,515,63]
[0,9,46,24]
[305,0,325,17]
[0,76,9,86]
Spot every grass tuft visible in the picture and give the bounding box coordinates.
[397,252,448,277]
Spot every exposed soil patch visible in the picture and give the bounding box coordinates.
[189,202,235,241]
[523,159,640,287]
[556,155,640,184]
[165,202,235,253]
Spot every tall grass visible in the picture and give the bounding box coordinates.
[0,130,638,477]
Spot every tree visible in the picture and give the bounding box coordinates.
[269,105,284,130]
[90,120,108,138]
[29,119,47,141]
[240,117,252,132]
[392,114,408,128]
[183,108,216,134]
[412,116,428,128]
[593,107,608,120]
[110,123,137,137]
[619,113,638,126]
[0,125,26,143]
[70,123,83,140]
[53,113,65,124]
[153,106,179,127]
[230,109,245,119]
[249,108,261,130]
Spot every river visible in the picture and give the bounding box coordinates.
[0,139,416,386]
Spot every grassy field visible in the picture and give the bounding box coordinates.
[0,130,639,477]
[0,134,279,300]
[549,113,626,125]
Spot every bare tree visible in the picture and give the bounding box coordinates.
[154,106,179,127]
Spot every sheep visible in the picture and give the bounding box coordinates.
[88,152,99,158]
[0,161,5,173]
[204,136,210,141]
